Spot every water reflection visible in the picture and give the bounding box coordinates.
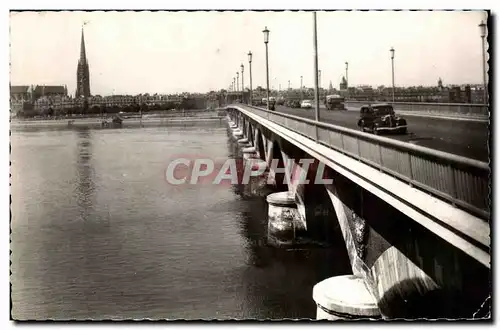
[75,129,95,219]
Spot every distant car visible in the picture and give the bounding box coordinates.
[251,99,262,106]
[300,100,313,109]
[357,103,407,134]
[325,94,346,110]
[260,97,276,110]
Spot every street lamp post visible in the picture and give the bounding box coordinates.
[300,75,303,99]
[263,26,270,110]
[236,72,239,93]
[345,61,349,99]
[248,51,253,105]
[390,47,395,103]
[479,20,488,104]
[313,12,320,129]
[241,64,245,103]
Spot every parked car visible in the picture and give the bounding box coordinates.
[286,99,301,108]
[300,99,313,109]
[357,103,407,134]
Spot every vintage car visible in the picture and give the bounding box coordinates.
[252,99,264,106]
[300,99,313,109]
[325,94,345,110]
[285,99,301,108]
[357,103,407,134]
[260,97,276,110]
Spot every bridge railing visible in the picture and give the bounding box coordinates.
[229,104,490,221]
[344,100,489,117]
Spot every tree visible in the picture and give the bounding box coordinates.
[90,105,101,115]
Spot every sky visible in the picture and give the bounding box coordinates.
[9,10,489,96]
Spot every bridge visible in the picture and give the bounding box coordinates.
[224,103,490,319]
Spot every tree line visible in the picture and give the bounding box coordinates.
[16,98,208,118]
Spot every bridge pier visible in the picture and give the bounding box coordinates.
[237,138,252,149]
[266,191,303,246]
[313,275,381,320]
[232,127,243,139]
[242,146,257,160]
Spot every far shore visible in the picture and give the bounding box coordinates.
[10,112,228,130]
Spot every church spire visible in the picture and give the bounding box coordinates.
[79,27,86,63]
[76,25,90,99]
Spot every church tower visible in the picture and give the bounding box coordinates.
[76,27,90,98]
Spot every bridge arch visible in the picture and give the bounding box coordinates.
[247,121,254,146]
[269,139,288,192]
[255,128,266,161]
[378,277,487,319]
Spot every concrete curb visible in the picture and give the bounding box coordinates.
[394,111,489,122]
[344,106,488,122]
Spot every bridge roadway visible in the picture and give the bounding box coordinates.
[272,105,489,162]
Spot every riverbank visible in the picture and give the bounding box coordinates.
[10,116,226,130]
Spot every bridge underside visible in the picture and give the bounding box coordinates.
[226,107,490,319]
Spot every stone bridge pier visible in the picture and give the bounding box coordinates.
[226,108,490,320]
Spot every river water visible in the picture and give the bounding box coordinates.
[10,121,351,320]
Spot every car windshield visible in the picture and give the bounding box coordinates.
[303,100,311,103]
[373,106,394,115]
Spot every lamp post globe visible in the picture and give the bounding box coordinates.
[263,26,270,44]
[479,20,486,38]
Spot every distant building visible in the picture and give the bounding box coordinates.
[438,77,443,90]
[339,76,347,91]
[32,85,67,99]
[10,85,32,101]
[328,81,334,94]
